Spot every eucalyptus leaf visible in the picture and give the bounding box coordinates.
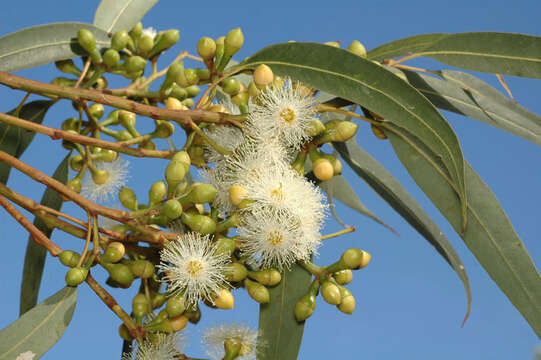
[258,264,311,360]
[333,138,471,319]
[0,287,77,359]
[419,32,541,79]
[0,23,110,72]
[20,154,70,315]
[401,69,541,146]
[385,130,541,337]
[94,0,159,33]
[237,42,468,232]
[0,100,53,184]
[367,33,449,61]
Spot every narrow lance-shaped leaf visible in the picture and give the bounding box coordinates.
[333,138,471,320]
[417,32,541,79]
[237,42,468,232]
[258,264,311,360]
[0,100,53,184]
[20,153,71,315]
[400,68,541,146]
[367,33,449,61]
[0,286,77,359]
[94,0,159,33]
[0,23,110,72]
[385,129,541,337]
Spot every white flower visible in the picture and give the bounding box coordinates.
[121,333,186,360]
[247,79,316,149]
[15,351,35,360]
[204,124,245,162]
[238,207,320,269]
[142,27,158,39]
[202,323,259,360]
[158,233,230,307]
[81,158,129,203]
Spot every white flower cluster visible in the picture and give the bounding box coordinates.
[121,333,186,360]
[202,323,259,360]
[205,80,327,269]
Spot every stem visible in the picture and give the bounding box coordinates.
[317,104,378,125]
[0,194,62,256]
[14,92,31,116]
[77,213,92,267]
[320,226,356,240]
[0,71,243,125]
[74,58,91,88]
[297,260,324,276]
[188,118,232,156]
[0,111,174,159]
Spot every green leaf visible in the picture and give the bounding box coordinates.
[258,264,311,360]
[94,0,159,33]
[0,286,77,359]
[419,32,541,79]
[0,100,53,184]
[20,154,70,315]
[367,33,449,61]
[333,138,471,319]
[401,69,541,146]
[238,42,468,233]
[319,175,397,234]
[0,23,110,72]
[385,130,541,337]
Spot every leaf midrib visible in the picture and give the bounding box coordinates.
[106,0,135,32]
[0,40,110,60]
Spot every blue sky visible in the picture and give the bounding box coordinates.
[0,1,540,359]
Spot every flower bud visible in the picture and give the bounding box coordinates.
[59,250,81,268]
[153,119,175,138]
[70,155,84,172]
[185,84,201,98]
[138,35,154,57]
[61,117,80,131]
[106,263,134,286]
[130,259,154,278]
[149,181,167,205]
[322,154,342,175]
[248,269,281,287]
[77,29,102,63]
[119,186,138,210]
[165,296,186,317]
[181,212,216,234]
[172,150,191,172]
[337,287,355,314]
[170,86,188,101]
[221,77,240,95]
[317,121,358,144]
[102,242,125,263]
[118,324,133,341]
[229,185,248,206]
[152,293,167,309]
[214,235,237,257]
[244,278,270,304]
[112,30,131,51]
[163,199,183,219]
[348,40,367,58]
[224,27,244,57]
[170,315,188,332]
[313,158,334,181]
[129,22,143,43]
[196,68,211,81]
[165,161,186,187]
[149,29,180,58]
[305,118,326,137]
[333,269,353,285]
[184,69,199,86]
[65,267,88,287]
[224,263,248,282]
[103,49,120,68]
[295,293,316,321]
[91,169,109,185]
[321,281,342,305]
[125,56,147,74]
[248,81,260,98]
[341,248,371,269]
[197,36,216,60]
[371,123,388,139]
[67,177,82,194]
[185,306,201,324]
[291,151,307,176]
[214,288,235,309]
[55,59,81,76]
[51,77,77,87]
[224,338,242,359]
[253,64,274,88]
[184,183,217,204]
[182,98,194,108]
[132,302,148,321]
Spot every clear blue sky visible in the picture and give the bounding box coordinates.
[0,1,540,359]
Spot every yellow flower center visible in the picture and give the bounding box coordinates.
[267,230,284,246]
[279,107,296,124]
[186,260,204,277]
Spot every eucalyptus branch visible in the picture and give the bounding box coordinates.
[316,104,379,124]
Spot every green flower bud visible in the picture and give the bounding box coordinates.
[224,27,244,57]
[59,250,81,268]
[163,199,183,219]
[132,302,148,320]
[244,278,270,304]
[229,185,247,207]
[149,181,167,205]
[321,281,342,305]
[96,149,118,162]
[309,147,334,181]
[88,103,104,120]
[55,59,81,76]
[253,64,274,88]
[106,263,134,286]
[153,120,175,138]
[70,155,84,172]
[104,110,120,126]
[65,267,88,287]
[165,296,185,317]
[149,29,180,58]
[152,293,167,309]
[130,259,154,278]
[371,123,388,139]
[224,338,242,359]
[137,35,154,57]
[185,84,200,98]
[170,314,188,332]
[197,36,216,60]
[165,96,186,110]
[182,98,194,108]
[214,288,235,309]
[214,235,237,257]
[248,81,260,98]
[165,161,186,187]
[77,29,102,63]
[341,248,371,269]
[118,324,133,341]
[125,56,147,74]
[161,62,184,91]
[91,169,109,185]
[322,154,342,175]
[333,269,353,285]
[305,118,326,137]
[181,212,216,234]
[248,269,281,287]
[61,117,80,131]
[103,49,120,68]
[187,144,205,167]
[348,40,367,58]
[221,77,240,95]
[132,292,148,307]
[185,305,201,323]
[184,69,199,86]
[196,68,211,81]
[119,186,138,210]
[231,91,249,107]
[337,286,355,314]
[317,121,358,144]
[112,30,131,51]
[224,263,248,282]
[183,183,217,204]
[291,151,307,176]
[102,242,125,263]
[67,177,82,194]
[114,130,133,141]
[119,110,136,128]
[95,77,108,89]
[295,293,316,321]
[169,86,188,100]
[129,22,143,43]
[215,212,240,233]
[51,77,77,87]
